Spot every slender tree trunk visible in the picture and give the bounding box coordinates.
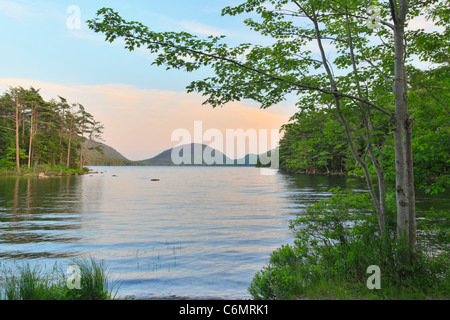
[81,132,93,169]
[15,94,20,173]
[388,0,417,261]
[66,117,73,167]
[79,133,85,169]
[405,117,416,256]
[393,35,409,241]
[59,108,65,165]
[28,107,34,169]
[345,8,388,234]
[310,4,386,236]
[22,109,25,136]
[59,108,65,145]
[391,1,415,255]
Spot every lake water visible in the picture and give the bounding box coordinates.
[0,166,447,299]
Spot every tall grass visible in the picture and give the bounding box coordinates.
[0,258,120,300]
[65,257,120,300]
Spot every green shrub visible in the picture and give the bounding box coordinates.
[248,189,450,300]
[249,245,307,299]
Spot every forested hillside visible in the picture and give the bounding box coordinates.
[83,140,135,166]
[278,62,449,195]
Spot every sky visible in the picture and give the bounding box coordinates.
[0,0,296,161]
[0,1,439,161]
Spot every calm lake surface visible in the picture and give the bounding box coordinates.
[0,166,447,299]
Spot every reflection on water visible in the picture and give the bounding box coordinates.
[0,176,84,259]
[0,167,447,299]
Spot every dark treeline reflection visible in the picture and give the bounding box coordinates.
[281,172,450,213]
[0,176,84,259]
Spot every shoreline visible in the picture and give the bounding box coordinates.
[278,168,364,179]
[0,165,90,178]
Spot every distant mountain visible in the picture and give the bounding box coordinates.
[84,141,135,166]
[84,141,270,167]
[138,143,257,166]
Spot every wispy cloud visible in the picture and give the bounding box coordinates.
[0,0,30,20]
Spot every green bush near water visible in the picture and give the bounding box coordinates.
[0,164,89,177]
[0,258,119,300]
[248,188,450,300]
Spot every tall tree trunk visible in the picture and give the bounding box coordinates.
[391,0,416,256]
[22,109,25,136]
[59,108,65,165]
[15,94,20,173]
[78,134,85,169]
[59,108,65,145]
[405,117,416,256]
[81,132,93,169]
[393,28,409,241]
[27,107,34,169]
[66,117,73,167]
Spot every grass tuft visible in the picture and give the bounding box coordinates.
[0,258,120,300]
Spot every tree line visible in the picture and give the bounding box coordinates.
[0,86,103,175]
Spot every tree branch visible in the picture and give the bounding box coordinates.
[89,9,393,117]
[0,125,15,131]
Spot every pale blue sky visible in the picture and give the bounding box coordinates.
[0,0,257,90]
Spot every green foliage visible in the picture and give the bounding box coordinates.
[249,245,304,299]
[408,72,450,194]
[63,258,119,300]
[249,189,450,300]
[1,164,89,177]
[86,3,390,110]
[0,258,119,300]
[279,108,355,174]
[291,188,380,247]
[0,146,20,169]
[278,63,449,195]
[1,262,71,300]
[0,87,103,175]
